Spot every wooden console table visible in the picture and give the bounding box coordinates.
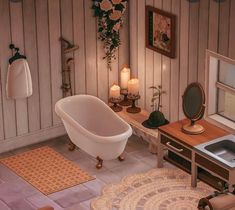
[157,119,234,190]
[117,108,159,153]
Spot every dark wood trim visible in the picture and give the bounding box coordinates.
[145,5,176,58]
[195,153,229,180]
[161,135,192,159]
[166,151,227,190]
[159,130,194,148]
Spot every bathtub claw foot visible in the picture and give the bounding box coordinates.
[68,142,76,151]
[118,156,125,162]
[96,156,103,169]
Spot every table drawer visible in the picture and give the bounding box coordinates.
[161,135,192,159]
[195,154,229,180]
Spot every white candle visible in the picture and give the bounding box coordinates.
[109,84,120,99]
[128,79,139,95]
[120,67,130,89]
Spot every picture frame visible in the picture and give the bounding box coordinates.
[146,6,176,58]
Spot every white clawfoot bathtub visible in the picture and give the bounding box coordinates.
[55,95,132,163]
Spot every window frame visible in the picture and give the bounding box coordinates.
[205,50,235,132]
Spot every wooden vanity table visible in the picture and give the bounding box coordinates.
[157,119,234,190]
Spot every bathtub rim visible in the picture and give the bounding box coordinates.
[55,95,132,143]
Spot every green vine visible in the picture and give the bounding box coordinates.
[92,0,127,70]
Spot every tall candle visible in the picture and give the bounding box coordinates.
[120,67,130,89]
[128,79,139,95]
[109,84,120,99]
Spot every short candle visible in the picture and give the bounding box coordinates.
[120,67,130,89]
[128,78,139,95]
[110,84,121,99]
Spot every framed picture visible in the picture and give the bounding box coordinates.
[146,6,176,58]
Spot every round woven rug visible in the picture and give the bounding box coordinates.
[91,168,214,210]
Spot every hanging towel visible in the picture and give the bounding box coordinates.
[6,58,33,99]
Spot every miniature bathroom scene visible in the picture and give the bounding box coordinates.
[0,0,235,210]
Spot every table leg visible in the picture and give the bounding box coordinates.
[157,134,164,168]
[148,142,158,154]
[228,171,235,192]
[191,152,197,187]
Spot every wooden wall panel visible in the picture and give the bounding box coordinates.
[0,0,17,139]
[97,39,109,103]
[170,0,180,122]
[35,0,53,129]
[153,0,162,101]
[73,0,86,95]
[48,0,62,125]
[129,0,235,122]
[228,0,235,59]
[179,0,189,119]
[137,0,146,108]
[161,0,171,120]
[198,0,209,88]
[0,70,4,140]
[60,0,75,95]
[109,13,120,90]
[145,0,154,112]
[84,0,97,96]
[23,0,41,132]
[218,0,230,57]
[145,47,154,112]
[119,8,130,75]
[129,0,138,78]
[188,1,199,84]
[97,14,109,103]
[208,0,219,52]
[10,1,29,135]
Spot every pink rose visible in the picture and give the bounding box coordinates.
[100,0,112,12]
[109,10,122,20]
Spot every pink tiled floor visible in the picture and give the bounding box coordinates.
[0,135,161,210]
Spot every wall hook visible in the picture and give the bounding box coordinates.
[9,43,26,64]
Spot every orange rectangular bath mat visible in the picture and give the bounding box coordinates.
[0,146,94,195]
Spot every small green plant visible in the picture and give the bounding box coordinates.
[149,85,166,112]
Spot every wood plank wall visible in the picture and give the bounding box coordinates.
[0,0,129,147]
[129,0,235,122]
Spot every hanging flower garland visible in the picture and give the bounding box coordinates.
[92,0,127,70]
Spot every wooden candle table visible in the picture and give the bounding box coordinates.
[117,107,159,153]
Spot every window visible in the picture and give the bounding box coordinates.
[206,50,235,130]
[216,61,235,122]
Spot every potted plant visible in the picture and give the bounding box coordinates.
[142,85,169,129]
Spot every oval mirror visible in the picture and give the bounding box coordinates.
[182,82,205,135]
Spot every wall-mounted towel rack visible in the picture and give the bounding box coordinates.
[9,44,26,64]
